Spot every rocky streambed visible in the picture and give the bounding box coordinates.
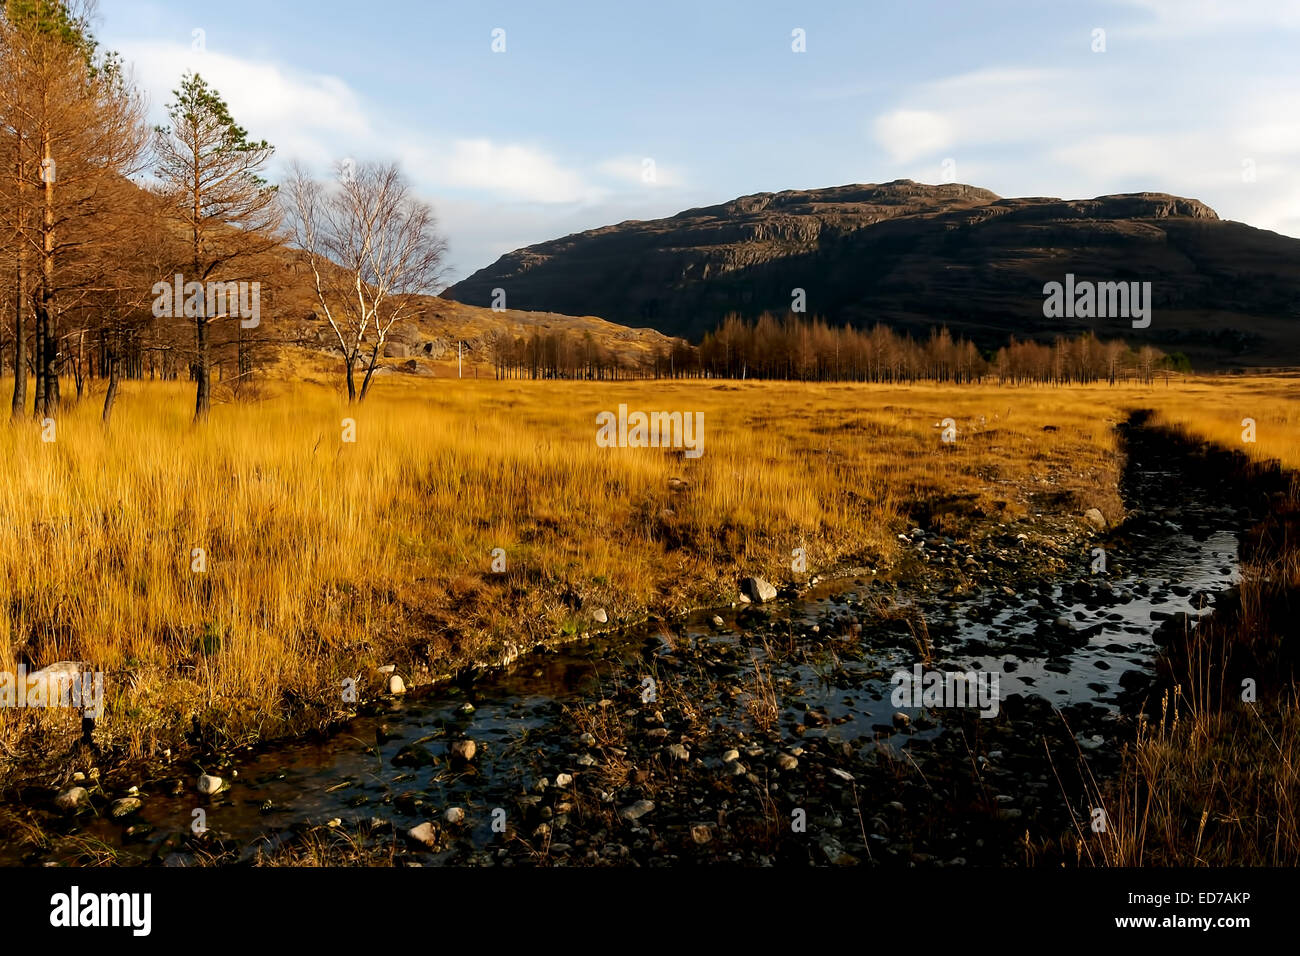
[0,419,1258,866]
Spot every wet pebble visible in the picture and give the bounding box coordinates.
[449,739,478,762]
[407,822,438,847]
[109,797,142,819]
[620,799,655,822]
[54,787,90,813]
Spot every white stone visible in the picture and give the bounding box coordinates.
[620,799,655,821]
[407,822,437,846]
[450,739,477,761]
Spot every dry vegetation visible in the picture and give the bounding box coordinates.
[1057,373,1300,866]
[1145,374,1300,472]
[1,372,1296,816]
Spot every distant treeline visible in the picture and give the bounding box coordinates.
[490,313,1182,384]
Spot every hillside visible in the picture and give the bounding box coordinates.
[258,250,683,378]
[441,181,1300,367]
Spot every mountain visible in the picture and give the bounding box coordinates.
[441,181,1300,366]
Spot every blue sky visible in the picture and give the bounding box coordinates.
[98,0,1300,283]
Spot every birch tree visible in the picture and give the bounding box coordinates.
[282,159,446,401]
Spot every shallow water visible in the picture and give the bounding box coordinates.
[0,461,1251,866]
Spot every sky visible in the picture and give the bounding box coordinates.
[96,0,1300,285]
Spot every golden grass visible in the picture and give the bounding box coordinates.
[0,372,1290,774]
[1069,376,1300,866]
[1141,372,1300,471]
[1082,691,1300,866]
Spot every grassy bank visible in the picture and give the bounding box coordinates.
[1084,402,1300,866]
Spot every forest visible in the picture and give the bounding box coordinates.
[489,312,1178,384]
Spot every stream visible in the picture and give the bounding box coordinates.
[0,425,1256,866]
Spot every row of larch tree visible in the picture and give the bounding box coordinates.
[690,315,1172,384]
[0,0,447,424]
[0,0,280,423]
[492,312,1177,384]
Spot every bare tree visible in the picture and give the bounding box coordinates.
[283,159,446,401]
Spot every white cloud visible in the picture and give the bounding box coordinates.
[597,156,684,188]
[116,38,687,222]
[117,40,372,166]
[868,64,1300,240]
[433,139,602,204]
[873,69,1107,165]
[873,109,953,163]
[1109,0,1300,33]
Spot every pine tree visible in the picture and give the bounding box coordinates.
[153,72,278,421]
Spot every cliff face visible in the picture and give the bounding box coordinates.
[444,180,1300,365]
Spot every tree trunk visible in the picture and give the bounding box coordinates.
[358,343,381,401]
[236,322,251,395]
[74,328,84,399]
[11,140,26,419]
[102,348,120,425]
[41,299,58,416]
[33,293,44,417]
[38,128,57,420]
[191,172,209,419]
[194,310,210,419]
[11,246,24,419]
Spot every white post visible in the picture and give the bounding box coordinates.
[458,341,463,378]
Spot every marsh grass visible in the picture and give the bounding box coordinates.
[745,644,781,732]
[0,373,1273,775]
[1073,405,1300,867]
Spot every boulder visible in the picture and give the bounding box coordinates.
[108,796,142,819]
[406,821,439,847]
[740,576,778,604]
[54,786,90,812]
